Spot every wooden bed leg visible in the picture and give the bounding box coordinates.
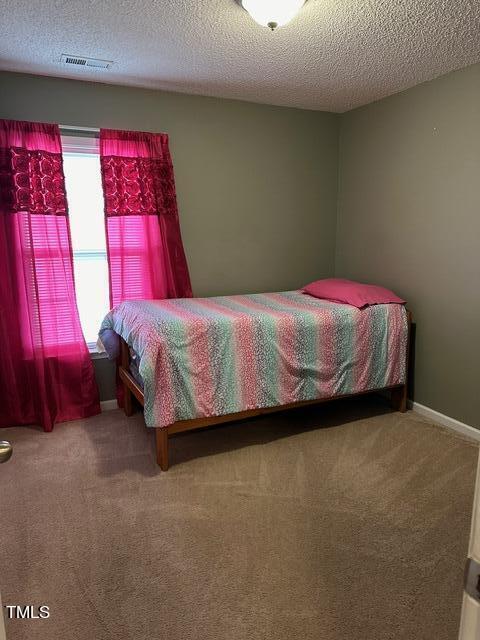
[391,385,408,413]
[123,384,133,417]
[120,337,134,417]
[155,428,169,471]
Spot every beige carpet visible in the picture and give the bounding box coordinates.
[0,397,477,640]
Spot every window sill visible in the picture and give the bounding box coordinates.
[89,348,108,360]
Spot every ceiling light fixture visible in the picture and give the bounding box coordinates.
[241,0,306,31]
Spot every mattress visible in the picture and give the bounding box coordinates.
[99,291,408,428]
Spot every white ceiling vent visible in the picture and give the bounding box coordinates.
[60,54,113,69]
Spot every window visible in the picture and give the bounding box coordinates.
[62,135,110,349]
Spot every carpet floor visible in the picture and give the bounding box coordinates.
[0,397,477,640]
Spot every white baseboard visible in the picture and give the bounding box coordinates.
[100,399,118,412]
[408,400,480,442]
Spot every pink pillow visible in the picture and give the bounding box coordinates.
[302,278,405,309]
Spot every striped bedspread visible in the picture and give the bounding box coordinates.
[99,291,408,428]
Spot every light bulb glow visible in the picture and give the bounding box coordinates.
[241,0,305,29]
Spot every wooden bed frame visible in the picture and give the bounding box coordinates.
[118,311,412,471]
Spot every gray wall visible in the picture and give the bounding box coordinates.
[0,72,339,296]
[336,64,480,428]
[0,71,339,401]
[2,67,479,426]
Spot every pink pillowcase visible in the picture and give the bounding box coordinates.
[302,278,405,309]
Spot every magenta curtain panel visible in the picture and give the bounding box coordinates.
[0,119,100,431]
[99,128,192,307]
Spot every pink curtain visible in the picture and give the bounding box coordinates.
[0,119,100,431]
[99,129,192,307]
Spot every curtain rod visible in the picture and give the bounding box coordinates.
[60,124,100,133]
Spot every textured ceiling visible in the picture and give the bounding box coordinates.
[1,0,479,112]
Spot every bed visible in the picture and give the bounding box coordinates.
[99,290,411,470]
